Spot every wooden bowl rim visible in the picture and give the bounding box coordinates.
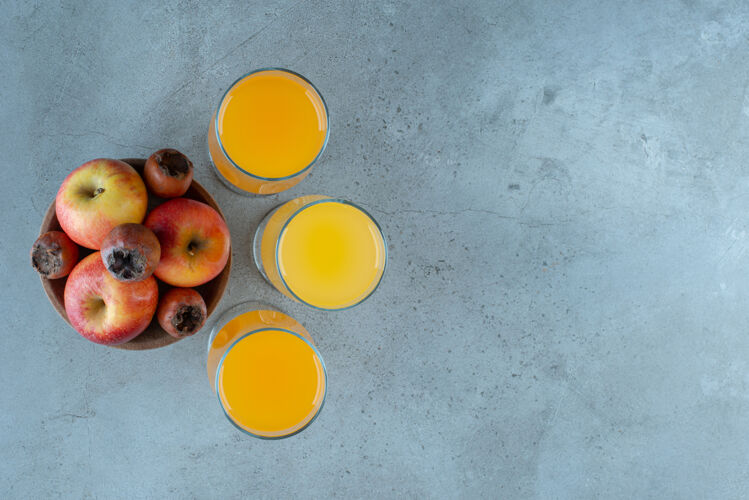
[39,158,232,350]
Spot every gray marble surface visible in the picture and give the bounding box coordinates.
[3,0,749,498]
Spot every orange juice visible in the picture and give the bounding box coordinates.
[254,197,387,310]
[208,69,328,194]
[207,305,326,438]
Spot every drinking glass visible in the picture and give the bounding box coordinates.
[207,302,327,438]
[253,196,387,310]
[207,68,329,195]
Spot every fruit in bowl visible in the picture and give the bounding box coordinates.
[56,159,148,250]
[157,288,207,339]
[31,231,79,279]
[145,198,231,287]
[100,223,161,282]
[144,149,194,198]
[64,252,159,345]
[35,155,231,350]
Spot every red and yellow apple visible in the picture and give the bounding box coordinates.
[56,159,148,249]
[145,198,230,287]
[64,252,158,345]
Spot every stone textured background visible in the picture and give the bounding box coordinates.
[3,0,749,498]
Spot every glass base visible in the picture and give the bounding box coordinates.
[207,300,285,356]
[252,204,282,288]
[206,134,275,197]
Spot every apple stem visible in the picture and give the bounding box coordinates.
[93,187,105,198]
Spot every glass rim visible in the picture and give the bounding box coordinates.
[213,67,330,182]
[215,326,328,440]
[275,198,388,311]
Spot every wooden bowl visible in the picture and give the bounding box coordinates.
[39,158,232,350]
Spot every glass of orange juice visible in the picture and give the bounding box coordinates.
[207,68,329,195]
[207,302,327,438]
[253,196,387,310]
